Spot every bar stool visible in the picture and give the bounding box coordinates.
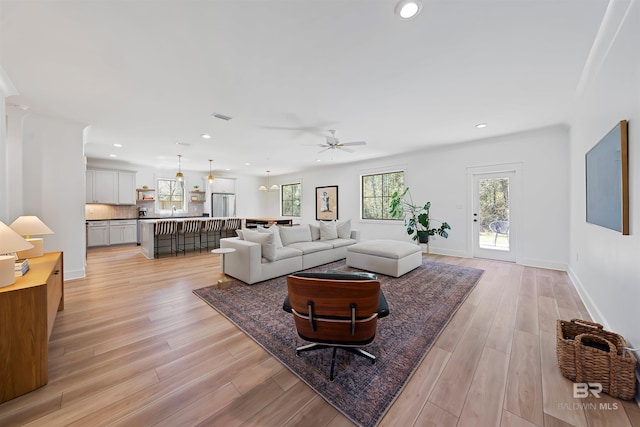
[178,219,202,255]
[222,218,242,238]
[154,220,178,258]
[202,218,224,250]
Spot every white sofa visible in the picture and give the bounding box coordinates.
[220,222,360,285]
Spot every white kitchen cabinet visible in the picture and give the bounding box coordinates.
[87,221,109,247]
[117,172,137,205]
[210,177,235,194]
[109,220,137,245]
[86,170,117,204]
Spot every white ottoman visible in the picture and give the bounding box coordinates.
[346,240,423,277]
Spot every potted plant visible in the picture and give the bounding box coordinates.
[193,185,199,190]
[389,187,451,243]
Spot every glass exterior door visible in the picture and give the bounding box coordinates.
[472,172,515,262]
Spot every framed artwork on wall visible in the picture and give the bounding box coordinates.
[316,185,338,220]
[585,120,629,235]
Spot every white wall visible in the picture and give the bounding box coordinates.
[568,0,640,351]
[271,125,570,270]
[22,114,87,279]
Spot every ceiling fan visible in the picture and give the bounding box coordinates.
[317,130,366,153]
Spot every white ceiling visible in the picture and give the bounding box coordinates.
[1,0,608,176]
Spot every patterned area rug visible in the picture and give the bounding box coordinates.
[193,259,484,427]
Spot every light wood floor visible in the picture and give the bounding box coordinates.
[1,247,638,426]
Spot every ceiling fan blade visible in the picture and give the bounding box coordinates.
[317,148,330,154]
[338,146,355,153]
[341,141,366,146]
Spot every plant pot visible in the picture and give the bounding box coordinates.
[417,232,429,244]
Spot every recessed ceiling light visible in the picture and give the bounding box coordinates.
[395,0,423,19]
[316,159,322,162]
[176,141,191,146]
[475,123,488,129]
[244,162,251,166]
[113,143,122,147]
[200,134,211,139]
[109,154,117,157]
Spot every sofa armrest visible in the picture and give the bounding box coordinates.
[220,237,263,284]
[350,229,361,242]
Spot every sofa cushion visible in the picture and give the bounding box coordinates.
[319,221,338,240]
[257,224,284,248]
[286,241,332,255]
[336,219,351,239]
[269,246,302,262]
[242,229,277,261]
[309,223,321,241]
[279,225,312,246]
[324,238,355,249]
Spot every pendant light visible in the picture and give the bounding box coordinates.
[259,170,279,192]
[176,154,184,182]
[207,159,214,183]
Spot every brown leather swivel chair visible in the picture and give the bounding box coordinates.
[283,271,389,381]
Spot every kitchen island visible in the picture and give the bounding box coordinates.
[139,217,242,259]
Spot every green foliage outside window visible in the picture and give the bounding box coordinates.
[479,178,509,231]
[361,171,405,220]
[281,183,301,217]
[157,178,184,211]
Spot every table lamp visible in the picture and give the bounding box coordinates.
[0,221,34,287]
[10,215,54,258]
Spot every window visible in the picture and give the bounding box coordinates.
[361,171,405,220]
[281,183,301,217]
[156,178,185,212]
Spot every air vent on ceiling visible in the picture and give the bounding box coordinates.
[212,113,232,121]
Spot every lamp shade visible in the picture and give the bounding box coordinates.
[0,221,35,253]
[0,221,34,287]
[10,216,54,237]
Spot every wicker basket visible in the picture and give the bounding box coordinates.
[556,319,637,400]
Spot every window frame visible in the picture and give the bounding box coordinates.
[280,182,302,218]
[360,170,405,221]
[155,177,187,214]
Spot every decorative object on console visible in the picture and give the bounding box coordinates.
[258,170,279,192]
[316,185,338,220]
[389,187,450,244]
[10,215,54,258]
[0,221,34,287]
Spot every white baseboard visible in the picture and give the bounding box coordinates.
[567,265,640,407]
[64,268,86,280]
[518,257,567,271]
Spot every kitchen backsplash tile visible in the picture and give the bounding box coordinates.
[85,205,138,220]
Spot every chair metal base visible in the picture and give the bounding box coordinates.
[295,343,376,381]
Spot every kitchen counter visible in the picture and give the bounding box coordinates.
[139,217,240,259]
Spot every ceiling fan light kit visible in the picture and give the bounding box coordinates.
[317,129,367,154]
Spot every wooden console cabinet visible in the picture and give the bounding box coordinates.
[0,252,63,403]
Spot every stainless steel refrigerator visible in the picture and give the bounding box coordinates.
[211,193,236,217]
